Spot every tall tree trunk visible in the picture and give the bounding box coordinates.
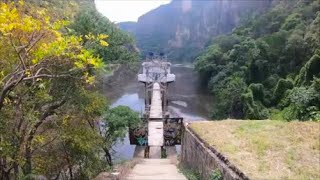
[0,74,25,112]
[103,147,112,166]
[13,162,19,180]
[0,159,10,180]
[13,98,22,180]
[23,142,32,175]
[0,171,10,180]
[68,165,73,180]
[23,100,66,175]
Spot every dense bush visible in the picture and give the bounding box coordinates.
[273,78,294,104]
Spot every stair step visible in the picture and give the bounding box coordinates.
[126,164,186,180]
[126,175,186,180]
[140,159,172,165]
[126,159,186,180]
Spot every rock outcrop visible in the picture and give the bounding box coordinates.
[119,0,272,62]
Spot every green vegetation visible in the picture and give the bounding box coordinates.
[195,0,320,120]
[210,169,222,180]
[101,106,140,166]
[178,165,201,180]
[0,1,140,179]
[161,147,167,159]
[179,166,222,180]
[190,120,320,179]
[70,6,139,64]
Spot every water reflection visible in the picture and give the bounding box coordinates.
[110,93,145,113]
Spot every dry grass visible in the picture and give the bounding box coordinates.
[189,120,320,180]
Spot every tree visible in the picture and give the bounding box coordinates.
[0,1,108,111]
[69,6,139,63]
[0,1,108,178]
[100,106,140,166]
[194,45,224,85]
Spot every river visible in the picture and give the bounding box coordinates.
[103,64,213,162]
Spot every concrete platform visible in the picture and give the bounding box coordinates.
[138,74,175,83]
[148,122,163,146]
[138,61,175,83]
[149,83,162,118]
[149,146,161,158]
[126,159,186,180]
[148,82,164,147]
[133,146,146,158]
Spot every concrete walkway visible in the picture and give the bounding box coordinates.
[148,82,164,157]
[149,82,162,118]
[148,122,163,146]
[126,159,186,180]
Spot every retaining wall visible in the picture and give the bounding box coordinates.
[180,123,249,180]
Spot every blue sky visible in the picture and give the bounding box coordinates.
[95,0,171,23]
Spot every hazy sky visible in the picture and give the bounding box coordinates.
[95,0,171,23]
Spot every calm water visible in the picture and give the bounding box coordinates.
[104,65,213,162]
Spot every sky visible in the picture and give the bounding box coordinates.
[95,0,171,23]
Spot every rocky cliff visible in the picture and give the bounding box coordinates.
[120,0,272,62]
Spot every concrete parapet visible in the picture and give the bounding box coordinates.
[180,122,249,180]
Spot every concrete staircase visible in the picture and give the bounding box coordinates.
[126,159,186,180]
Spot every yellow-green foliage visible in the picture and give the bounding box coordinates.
[26,0,95,20]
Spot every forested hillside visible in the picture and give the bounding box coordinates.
[195,0,320,121]
[120,0,272,62]
[0,0,139,179]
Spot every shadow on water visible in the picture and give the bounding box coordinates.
[103,64,213,162]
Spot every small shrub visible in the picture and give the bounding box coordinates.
[269,108,285,120]
[241,89,269,119]
[210,169,223,180]
[178,165,201,180]
[248,83,265,102]
[273,78,294,104]
[296,54,320,85]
